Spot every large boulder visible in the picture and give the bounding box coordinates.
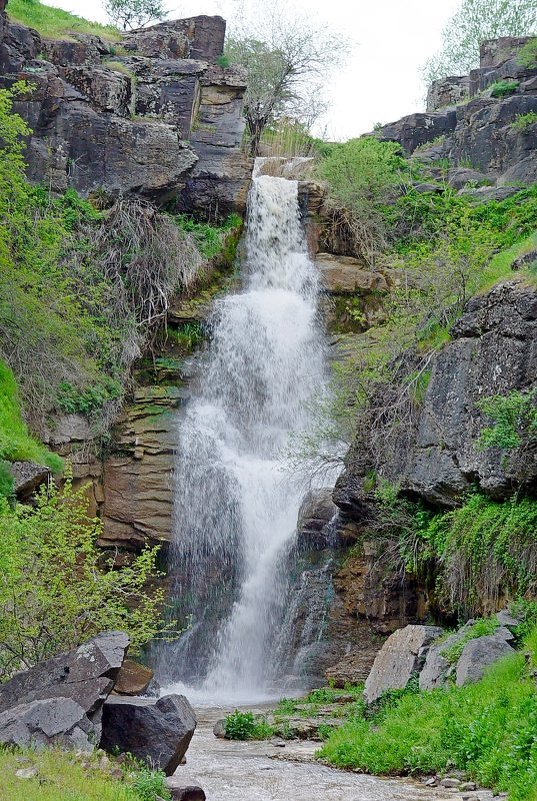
[101,694,197,775]
[456,633,515,686]
[364,624,443,704]
[0,631,129,750]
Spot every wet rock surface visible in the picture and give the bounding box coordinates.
[335,282,537,513]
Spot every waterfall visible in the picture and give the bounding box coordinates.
[157,169,328,703]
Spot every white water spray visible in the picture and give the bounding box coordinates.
[158,169,327,703]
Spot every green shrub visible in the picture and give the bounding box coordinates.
[478,389,537,452]
[131,767,171,801]
[517,38,537,69]
[173,213,242,260]
[0,360,62,481]
[57,377,122,415]
[511,112,537,131]
[0,476,172,679]
[224,710,273,740]
[490,80,519,98]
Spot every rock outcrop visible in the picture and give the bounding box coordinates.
[0,631,129,750]
[0,7,251,213]
[378,36,537,186]
[297,488,338,550]
[101,693,197,775]
[335,281,537,511]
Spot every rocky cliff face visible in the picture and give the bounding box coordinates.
[334,281,537,513]
[378,36,537,186]
[0,6,251,214]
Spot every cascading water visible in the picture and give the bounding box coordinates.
[157,166,329,703]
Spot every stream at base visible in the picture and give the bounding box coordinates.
[175,707,452,801]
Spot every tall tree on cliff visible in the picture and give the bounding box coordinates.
[225,4,347,156]
[424,0,537,83]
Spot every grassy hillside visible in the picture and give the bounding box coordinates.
[6,0,120,40]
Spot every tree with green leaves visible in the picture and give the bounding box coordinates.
[0,476,173,680]
[104,0,165,30]
[423,0,536,84]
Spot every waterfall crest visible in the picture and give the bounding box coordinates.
[158,170,328,703]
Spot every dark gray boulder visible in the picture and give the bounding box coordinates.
[0,698,97,751]
[101,694,197,775]
[0,631,129,750]
[456,634,515,685]
[9,460,51,500]
[166,777,206,801]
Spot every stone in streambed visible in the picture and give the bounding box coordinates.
[166,776,206,801]
[101,694,196,775]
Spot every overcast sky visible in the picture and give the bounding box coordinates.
[48,0,461,139]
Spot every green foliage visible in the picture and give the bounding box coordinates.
[57,377,122,415]
[517,38,537,69]
[320,636,537,800]
[412,494,537,614]
[103,0,165,31]
[490,79,519,98]
[7,0,120,39]
[478,389,537,451]
[224,710,273,740]
[0,476,172,679]
[173,213,241,260]
[0,360,62,484]
[169,322,204,354]
[317,137,405,212]
[511,112,537,131]
[441,618,499,665]
[131,767,171,801]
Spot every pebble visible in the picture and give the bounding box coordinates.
[15,767,38,780]
[441,777,462,788]
[270,738,286,748]
[424,777,437,786]
[460,783,477,791]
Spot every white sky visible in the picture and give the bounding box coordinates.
[49,0,461,139]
